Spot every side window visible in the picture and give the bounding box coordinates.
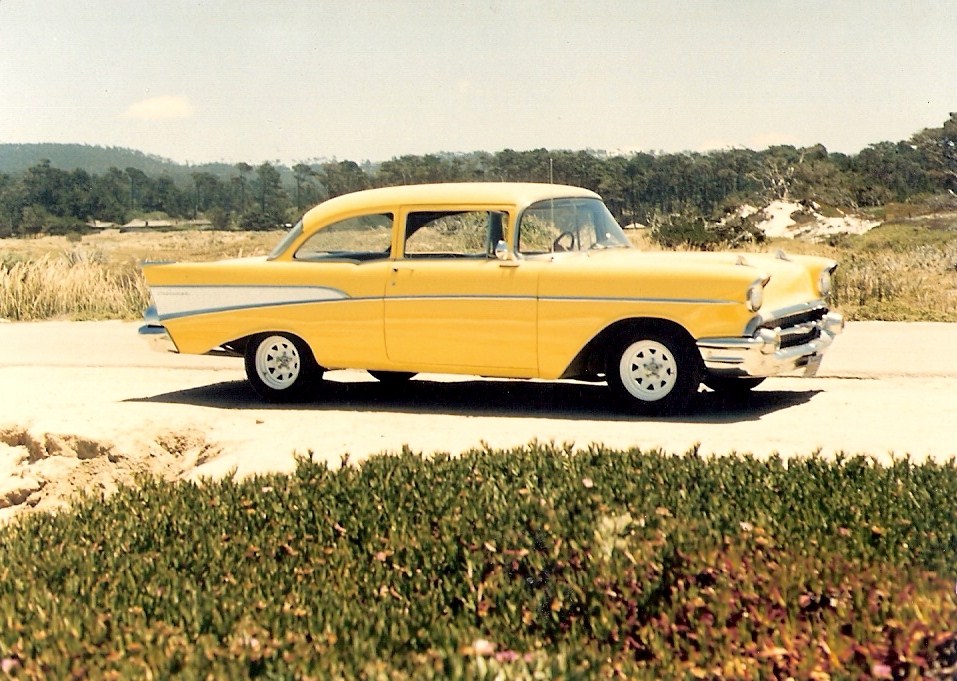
[295,213,393,261]
[404,210,507,258]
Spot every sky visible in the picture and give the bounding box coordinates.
[1,0,955,165]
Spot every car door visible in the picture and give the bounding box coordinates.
[384,208,540,374]
[287,212,395,368]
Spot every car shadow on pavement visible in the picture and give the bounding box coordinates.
[128,376,820,423]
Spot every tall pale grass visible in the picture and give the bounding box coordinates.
[0,230,279,321]
[0,252,149,321]
[831,243,957,321]
[1,233,955,322]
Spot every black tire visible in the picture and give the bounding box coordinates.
[606,328,702,415]
[244,333,321,401]
[368,370,416,384]
[703,376,766,395]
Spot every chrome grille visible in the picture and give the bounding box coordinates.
[759,306,828,349]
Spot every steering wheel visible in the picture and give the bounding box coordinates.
[552,231,578,252]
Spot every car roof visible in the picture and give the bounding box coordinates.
[303,182,601,223]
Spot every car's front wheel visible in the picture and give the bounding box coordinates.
[244,333,321,401]
[606,329,701,414]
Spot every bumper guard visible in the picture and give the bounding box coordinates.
[697,311,844,378]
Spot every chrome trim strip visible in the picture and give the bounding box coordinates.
[151,285,349,321]
[386,294,535,302]
[387,295,733,305]
[157,299,353,322]
[150,285,738,322]
[542,295,733,305]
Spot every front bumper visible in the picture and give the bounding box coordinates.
[138,304,178,353]
[697,311,844,378]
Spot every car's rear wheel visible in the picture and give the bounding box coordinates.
[245,333,321,401]
[368,370,416,384]
[606,329,701,414]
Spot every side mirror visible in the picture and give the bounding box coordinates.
[493,240,510,261]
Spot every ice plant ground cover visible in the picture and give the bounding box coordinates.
[1,444,955,679]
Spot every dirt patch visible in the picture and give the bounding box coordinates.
[0,427,116,463]
[0,426,221,523]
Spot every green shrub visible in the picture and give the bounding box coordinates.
[1,445,956,678]
[650,205,764,250]
[650,206,716,250]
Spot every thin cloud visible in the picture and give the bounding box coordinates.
[123,95,194,121]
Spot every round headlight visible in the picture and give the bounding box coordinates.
[818,269,833,298]
[747,282,764,312]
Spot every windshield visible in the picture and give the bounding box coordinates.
[517,198,631,255]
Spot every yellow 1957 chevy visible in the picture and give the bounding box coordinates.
[140,182,843,413]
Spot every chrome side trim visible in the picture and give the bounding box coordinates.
[151,285,349,321]
[541,295,734,305]
[151,286,739,323]
[389,294,733,305]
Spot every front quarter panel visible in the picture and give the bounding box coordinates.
[534,253,758,378]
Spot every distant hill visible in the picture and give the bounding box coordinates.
[0,143,239,180]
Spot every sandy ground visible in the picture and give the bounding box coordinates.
[749,200,880,239]
[1,320,956,522]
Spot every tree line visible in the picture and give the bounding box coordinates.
[1,113,955,237]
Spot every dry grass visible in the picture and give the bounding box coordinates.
[766,232,957,321]
[5,228,281,263]
[2,225,957,322]
[0,253,149,321]
[0,229,281,321]
[830,245,957,321]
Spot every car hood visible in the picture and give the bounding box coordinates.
[544,248,832,310]
[574,248,809,271]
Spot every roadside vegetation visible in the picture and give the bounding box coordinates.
[2,444,956,679]
[0,230,277,321]
[812,223,957,322]
[3,199,956,321]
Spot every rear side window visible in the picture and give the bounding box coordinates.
[295,213,393,261]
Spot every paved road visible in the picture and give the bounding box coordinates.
[1,320,955,509]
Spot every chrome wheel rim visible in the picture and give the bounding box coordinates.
[618,340,678,401]
[255,336,301,390]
